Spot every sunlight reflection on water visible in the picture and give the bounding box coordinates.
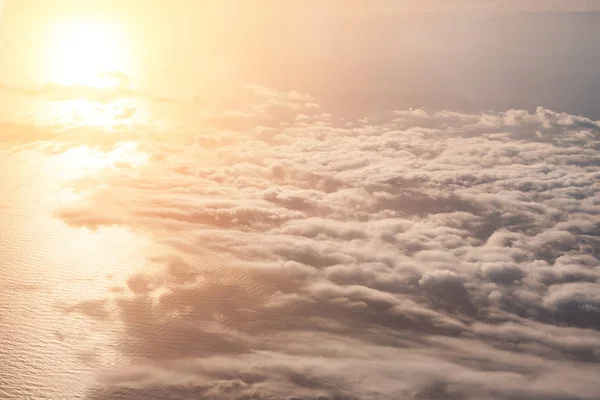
[0,149,153,399]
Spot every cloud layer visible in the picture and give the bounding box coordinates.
[7,83,600,399]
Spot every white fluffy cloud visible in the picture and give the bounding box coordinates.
[5,83,600,399]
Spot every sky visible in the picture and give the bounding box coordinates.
[1,1,600,400]
[2,1,600,119]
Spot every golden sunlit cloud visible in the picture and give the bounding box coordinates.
[49,141,149,182]
[48,19,129,89]
[56,99,137,127]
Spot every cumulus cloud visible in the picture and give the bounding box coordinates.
[5,82,600,399]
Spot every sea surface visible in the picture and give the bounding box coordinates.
[0,150,147,398]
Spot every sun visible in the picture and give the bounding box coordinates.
[49,19,129,88]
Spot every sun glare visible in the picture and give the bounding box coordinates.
[49,20,129,88]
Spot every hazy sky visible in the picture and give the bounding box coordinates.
[1,2,600,400]
[1,1,600,118]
